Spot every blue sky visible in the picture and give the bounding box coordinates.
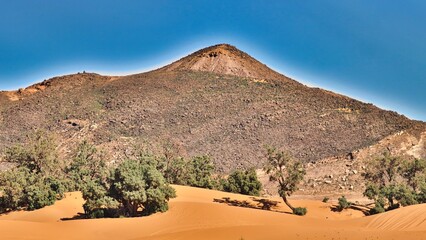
[1,1,425,121]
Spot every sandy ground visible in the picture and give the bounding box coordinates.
[0,185,425,240]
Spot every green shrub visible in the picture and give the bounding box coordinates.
[4,130,60,175]
[363,153,426,213]
[418,183,426,203]
[395,185,418,207]
[322,197,329,203]
[186,156,216,189]
[66,140,107,191]
[293,207,307,216]
[0,167,64,212]
[264,147,306,213]
[369,201,385,215]
[0,131,65,213]
[82,159,176,218]
[337,196,350,211]
[222,169,262,196]
[137,149,217,190]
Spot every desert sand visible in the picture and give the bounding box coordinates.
[0,185,425,240]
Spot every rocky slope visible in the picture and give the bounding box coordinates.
[0,44,424,172]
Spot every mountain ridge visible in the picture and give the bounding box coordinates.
[0,44,424,176]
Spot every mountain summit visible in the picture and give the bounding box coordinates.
[161,44,285,80]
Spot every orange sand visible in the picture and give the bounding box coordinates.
[0,185,425,240]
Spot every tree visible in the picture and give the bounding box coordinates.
[222,169,262,196]
[4,130,60,176]
[401,158,426,191]
[363,152,426,213]
[66,140,107,191]
[264,147,306,214]
[0,167,63,212]
[132,143,218,189]
[162,156,189,185]
[82,159,176,218]
[187,156,216,189]
[363,152,404,208]
[82,179,119,218]
[0,131,65,212]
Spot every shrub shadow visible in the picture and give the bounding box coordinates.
[213,196,291,214]
[61,213,87,221]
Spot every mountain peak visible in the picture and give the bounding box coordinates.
[160,44,284,80]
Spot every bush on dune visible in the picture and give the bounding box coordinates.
[0,131,65,213]
[363,152,426,215]
[293,207,307,216]
[65,140,108,191]
[82,158,176,218]
[221,169,262,196]
[337,196,351,212]
[264,146,307,215]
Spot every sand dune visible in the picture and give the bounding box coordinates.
[366,204,426,231]
[0,185,425,240]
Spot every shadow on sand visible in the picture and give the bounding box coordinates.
[329,204,370,216]
[213,196,292,214]
[60,213,87,221]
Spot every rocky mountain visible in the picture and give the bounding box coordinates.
[0,44,425,172]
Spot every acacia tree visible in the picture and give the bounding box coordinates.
[0,130,65,212]
[264,147,306,214]
[222,169,262,196]
[363,152,426,214]
[401,158,426,191]
[4,130,60,176]
[66,140,107,190]
[82,159,176,218]
[187,156,216,189]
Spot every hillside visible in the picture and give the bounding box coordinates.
[0,44,425,173]
[0,185,425,240]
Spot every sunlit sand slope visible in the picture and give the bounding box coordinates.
[0,185,425,240]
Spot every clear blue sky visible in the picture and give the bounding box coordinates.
[1,1,425,121]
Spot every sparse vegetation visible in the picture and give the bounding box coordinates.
[293,207,307,216]
[337,196,351,212]
[186,155,216,189]
[0,131,66,212]
[322,197,329,203]
[363,152,426,214]
[264,147,306,214]
[136,144,217,189]
[66,140,108,191]
[221,169,262,196]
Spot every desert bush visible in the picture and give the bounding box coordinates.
[369,201,385,215]
[363,153,426,213]
[0,167,64,212]
[135,144,217,189]
[264,146,306,214]
[417,182,426,203]
[293,207,307,216]
[161,156,188,185]
[221,169,262,196]
[66,140,108,191]
[82,179,120,218]
[186,155,216,189]
[0,131,65,213]
[395,185,418,207]
[337,196,350,211]
[322,197,330,203]
[82,159,176,218]
[4,130,61,176]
